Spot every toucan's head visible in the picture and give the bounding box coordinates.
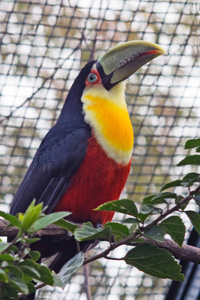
[77,41,166,165]
[83,40,166,91]
[65,40,166,109]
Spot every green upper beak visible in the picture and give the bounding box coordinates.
[96,40,166,90]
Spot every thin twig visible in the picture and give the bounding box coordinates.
[1,232,19,254]
[83,264,92,300]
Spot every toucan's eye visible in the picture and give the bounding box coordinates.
[87,73,98,82]
[86,70,101,86]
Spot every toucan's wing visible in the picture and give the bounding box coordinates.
[10,125,91,215]
[10,60,96,216]
[165,228,200,300]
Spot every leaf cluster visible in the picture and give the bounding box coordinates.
[0,201,77,299]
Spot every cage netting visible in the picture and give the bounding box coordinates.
[0,0,199,299]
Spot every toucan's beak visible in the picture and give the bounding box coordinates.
[96,40,166,90]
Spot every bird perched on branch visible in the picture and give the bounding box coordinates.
[10,41,165,276]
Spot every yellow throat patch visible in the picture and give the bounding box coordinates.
[81,82,134,165]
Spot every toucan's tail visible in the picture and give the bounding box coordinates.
[21,293,35,300]
[20,237,98,300]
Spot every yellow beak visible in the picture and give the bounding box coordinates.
[96,40,166,90]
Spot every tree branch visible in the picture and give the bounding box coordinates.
[0,219,70,238]
[139,237,200,264]
[1,219,200,265]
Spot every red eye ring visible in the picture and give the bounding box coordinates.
[86,70,101,86]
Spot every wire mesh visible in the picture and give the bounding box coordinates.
[0,0,200,299]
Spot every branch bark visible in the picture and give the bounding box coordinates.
[0,219,70,238]
[140,237,200,264]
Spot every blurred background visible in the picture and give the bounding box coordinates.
[0,0,199,299]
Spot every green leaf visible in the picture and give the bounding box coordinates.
[143,193,177,205]
[1,283,18,300]
[160,180,183,191]
[185,138,200,149]
[0,269,8,283]
[35,265,54,285]
[0,254,14,261]
[144,226,165,242]
[139,205,154,215]
[137,213,149,223]
[196,146,200,153]
[54,219,78,234]
[183,172,200,181]
[139,205,162,216]
[19,259,54,285]
[33,212,71,231]
[181,172,200,187]
[0,242,10,253]
[10,274,29,294]
[59,252,84,287]
[142,194,163,205]
[22,247,31,258]
[26,281,36,294]
[20,266,41,280]
[5,265,23,279]
[21,200,43,231]
[124,244,184,281]
[177,155,200,166]
[0,211,21,229]
[175,195,188,211]
[18,259,36,269]
[95,199,138,217]
[185,211,200,235]
[8,245,19,253]
[74,222,111,241]
[122,218,139,224]
[122,218,139,233]
[74,222,99,240]
[160,216,185,247]
[154,192,177,202]
[29,251,41,262]
[104,222,129,241]
[53,273,63,288]
[105,222,129,235]
[24,237,40,244]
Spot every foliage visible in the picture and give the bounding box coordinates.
[0,202,75,299]
[0,138,200,299]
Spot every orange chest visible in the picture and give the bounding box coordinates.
[55,136,131,225]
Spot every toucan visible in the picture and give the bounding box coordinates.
[10,41,165,283]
